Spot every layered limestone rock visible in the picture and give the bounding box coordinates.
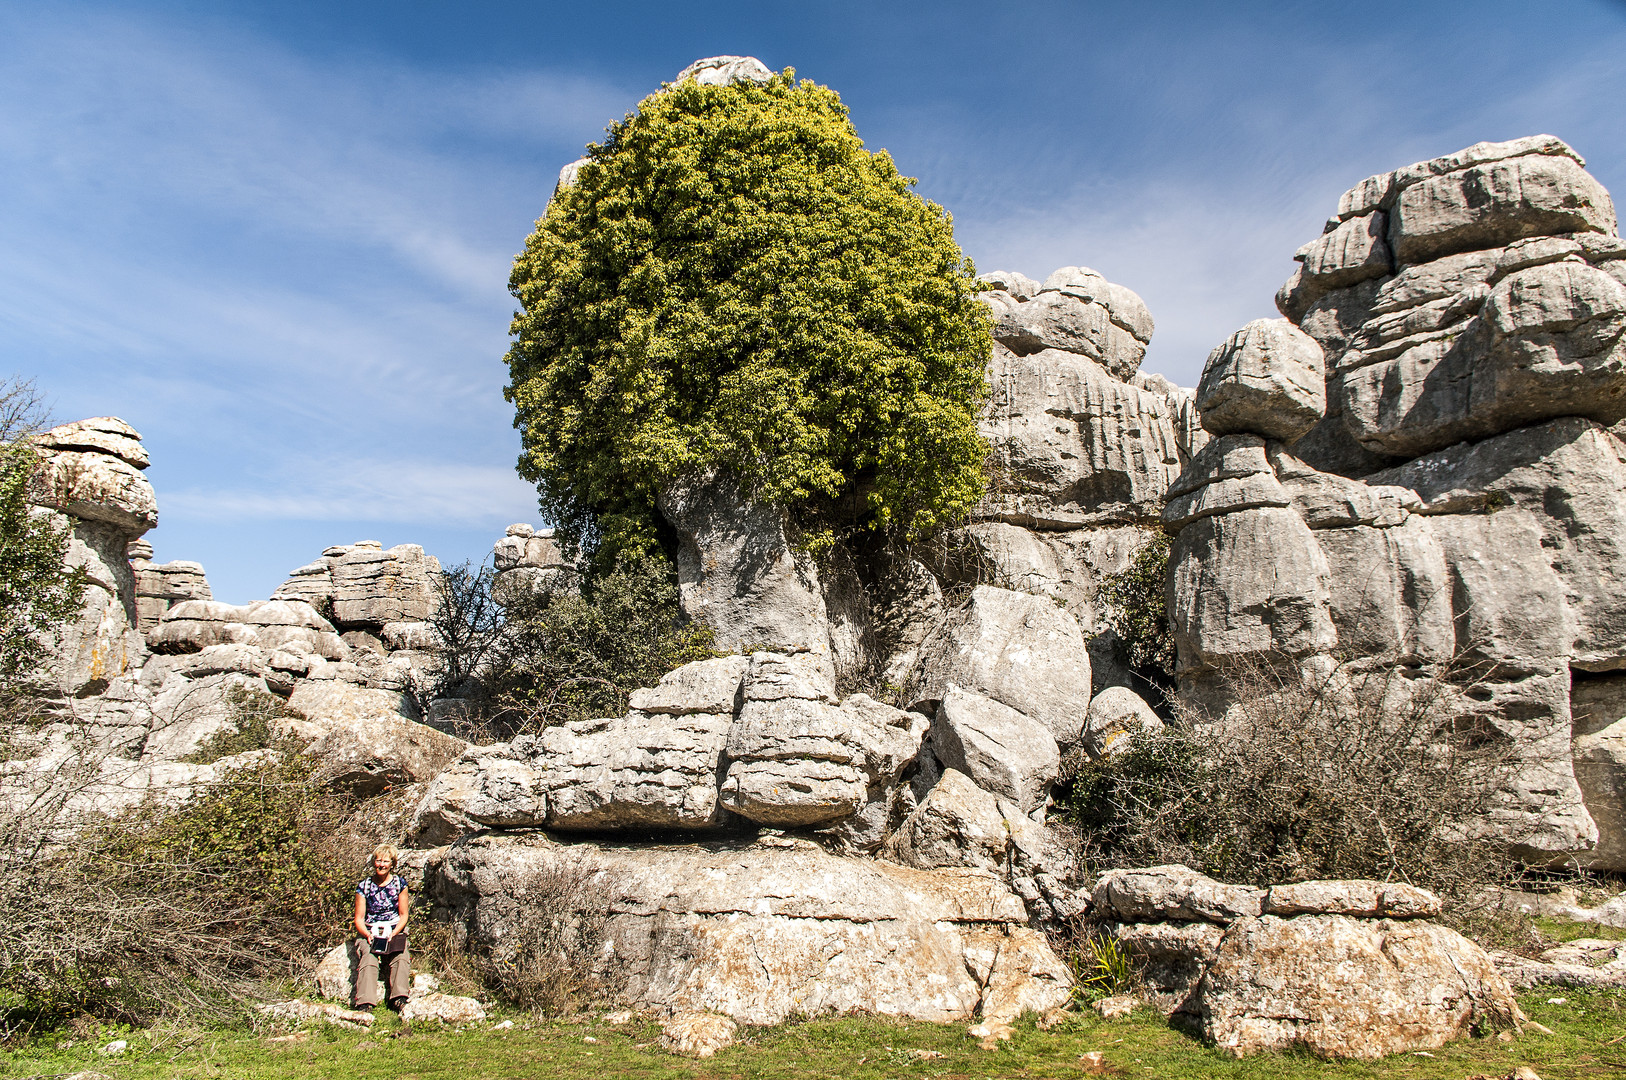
[491,522,575,605]
[969,265,1197,695]
[1093,866,1521,1059]
[1168,136,1624,864]
[128,539,212,632]
[656,472,833,669]
[426,831,1072,1025]
[408,651,930,844]
[904,585,1094,748]
[27,418,157,697]
[272,541,442,631]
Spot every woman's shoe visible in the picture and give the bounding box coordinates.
[387,996,407,1012]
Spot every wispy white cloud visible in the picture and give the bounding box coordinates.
[160,457,538,525]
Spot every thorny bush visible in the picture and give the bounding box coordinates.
[466,855,619,1016]
[0,688,388,1031]
[1056,657,1529,905]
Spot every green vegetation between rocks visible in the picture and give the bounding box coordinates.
[1097,531,1174,680]
[3,990,1621,1080]
[0,378,86,703]
[505,69,991,568]
[430,553,715,737]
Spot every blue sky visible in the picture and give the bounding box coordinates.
[6,0,1625,603]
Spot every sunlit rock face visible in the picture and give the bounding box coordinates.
[1169,135,1626,865]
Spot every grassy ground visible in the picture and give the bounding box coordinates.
[3,989,1623,1080]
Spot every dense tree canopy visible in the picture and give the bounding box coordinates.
[504,70,991,565]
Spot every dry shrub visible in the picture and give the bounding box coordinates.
[468,856,618,1016]
[0,689,390,1031]
[1057,657,1527,903]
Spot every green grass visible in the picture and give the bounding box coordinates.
[3,990,1623,1080]
[1535,915,1626,943]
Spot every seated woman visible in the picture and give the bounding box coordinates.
[353,844,411,1011]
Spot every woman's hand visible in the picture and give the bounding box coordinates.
[391,885,411,940]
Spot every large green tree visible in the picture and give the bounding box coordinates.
[504,69,991,565]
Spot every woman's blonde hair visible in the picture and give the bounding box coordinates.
[370,844,399,870]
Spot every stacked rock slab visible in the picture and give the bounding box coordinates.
[127,538,212,632]
[1093,865,1522,1058]
[969,267,1204,664]
[408,650,929,844]
[26,417,157,699]
[1169,135,1625,865]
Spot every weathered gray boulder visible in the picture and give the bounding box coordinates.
[993,293,1146,379]
[1161,434,1291,529]
[1092,865,1264,924]
[407,741,550,845]
[130,554,211,632]
[657,472,832,665]
[49,512,145,697]
[1167,506,1336,675]
[27,446,157,536]
[929,686,1058,813]
[1262,880,1441,919]
[980,345,1186,528]
[148,599,347,660]
[882,768,1012,873]
[1082,686,1163,758]
[297,717,467,798]
[142,671,268,761]
[1101,865,1520,1058]
[1196,319,1326,442]
[1296,211,1392,289]
[426,832,1071,1025]
[1200,915,1520,1058]
[1371,418,1626,670]
[1389,149,1616,265]
[330,543,442,629]
[906,585,1093,747]
[1337,259,1626,456]
[976,270,1041,301]
[545,708,736,830]
[721,660,927,827]
[1573,675,1626,871]
[32,416,150,468]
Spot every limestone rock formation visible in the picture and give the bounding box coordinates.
[928,686,1058,814]
[675,55,773,87]
[1195,319,1326,442]
[657,472,834,673]
[905,585,1093,748]
[1169,135,1625,865]
[27,418,158,698]
[128,540,212,632]
[426,831,1072,1025]
[1081,685,1164,759]
[408,651,930,843]
[491,522,575,604]
[1096,865,1520,1058]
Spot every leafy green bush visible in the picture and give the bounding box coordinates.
[1097,532,1173,678]
[181,683,306,764]
[0,396,87,699]
[437,554,715,737]
[505,69,991,566]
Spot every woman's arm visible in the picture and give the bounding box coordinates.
[393,883,410,938]
[353,891,369,938]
